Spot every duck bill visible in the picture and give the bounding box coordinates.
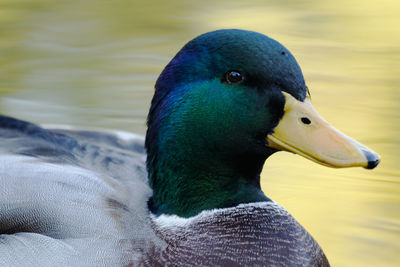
[267,92,380,169]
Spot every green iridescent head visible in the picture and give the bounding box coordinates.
[146,29,307,217]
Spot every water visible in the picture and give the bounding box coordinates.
[1,0,399,266]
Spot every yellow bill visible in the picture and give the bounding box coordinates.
[267,92,380,169]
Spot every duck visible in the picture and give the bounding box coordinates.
[0,29,380,266]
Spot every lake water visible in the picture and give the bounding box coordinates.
[1,0,399,266]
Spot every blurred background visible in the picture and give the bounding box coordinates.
[0,0,399,266]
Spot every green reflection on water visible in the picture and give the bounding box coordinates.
[1,0,399,266]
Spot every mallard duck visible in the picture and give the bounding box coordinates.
[0,29,379,266]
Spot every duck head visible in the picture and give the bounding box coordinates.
[146,29,380,218]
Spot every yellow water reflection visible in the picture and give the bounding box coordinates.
[0,0,399,266]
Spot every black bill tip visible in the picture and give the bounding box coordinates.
[362,148,380,169]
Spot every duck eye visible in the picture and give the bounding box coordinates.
[225,71,243,84]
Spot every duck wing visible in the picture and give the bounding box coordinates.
[0,116,162,266]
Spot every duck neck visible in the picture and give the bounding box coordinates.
[147,140,270,218]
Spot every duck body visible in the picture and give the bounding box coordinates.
[0,29,380,266]
[0,116,328,266]
[0,115,328,266]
